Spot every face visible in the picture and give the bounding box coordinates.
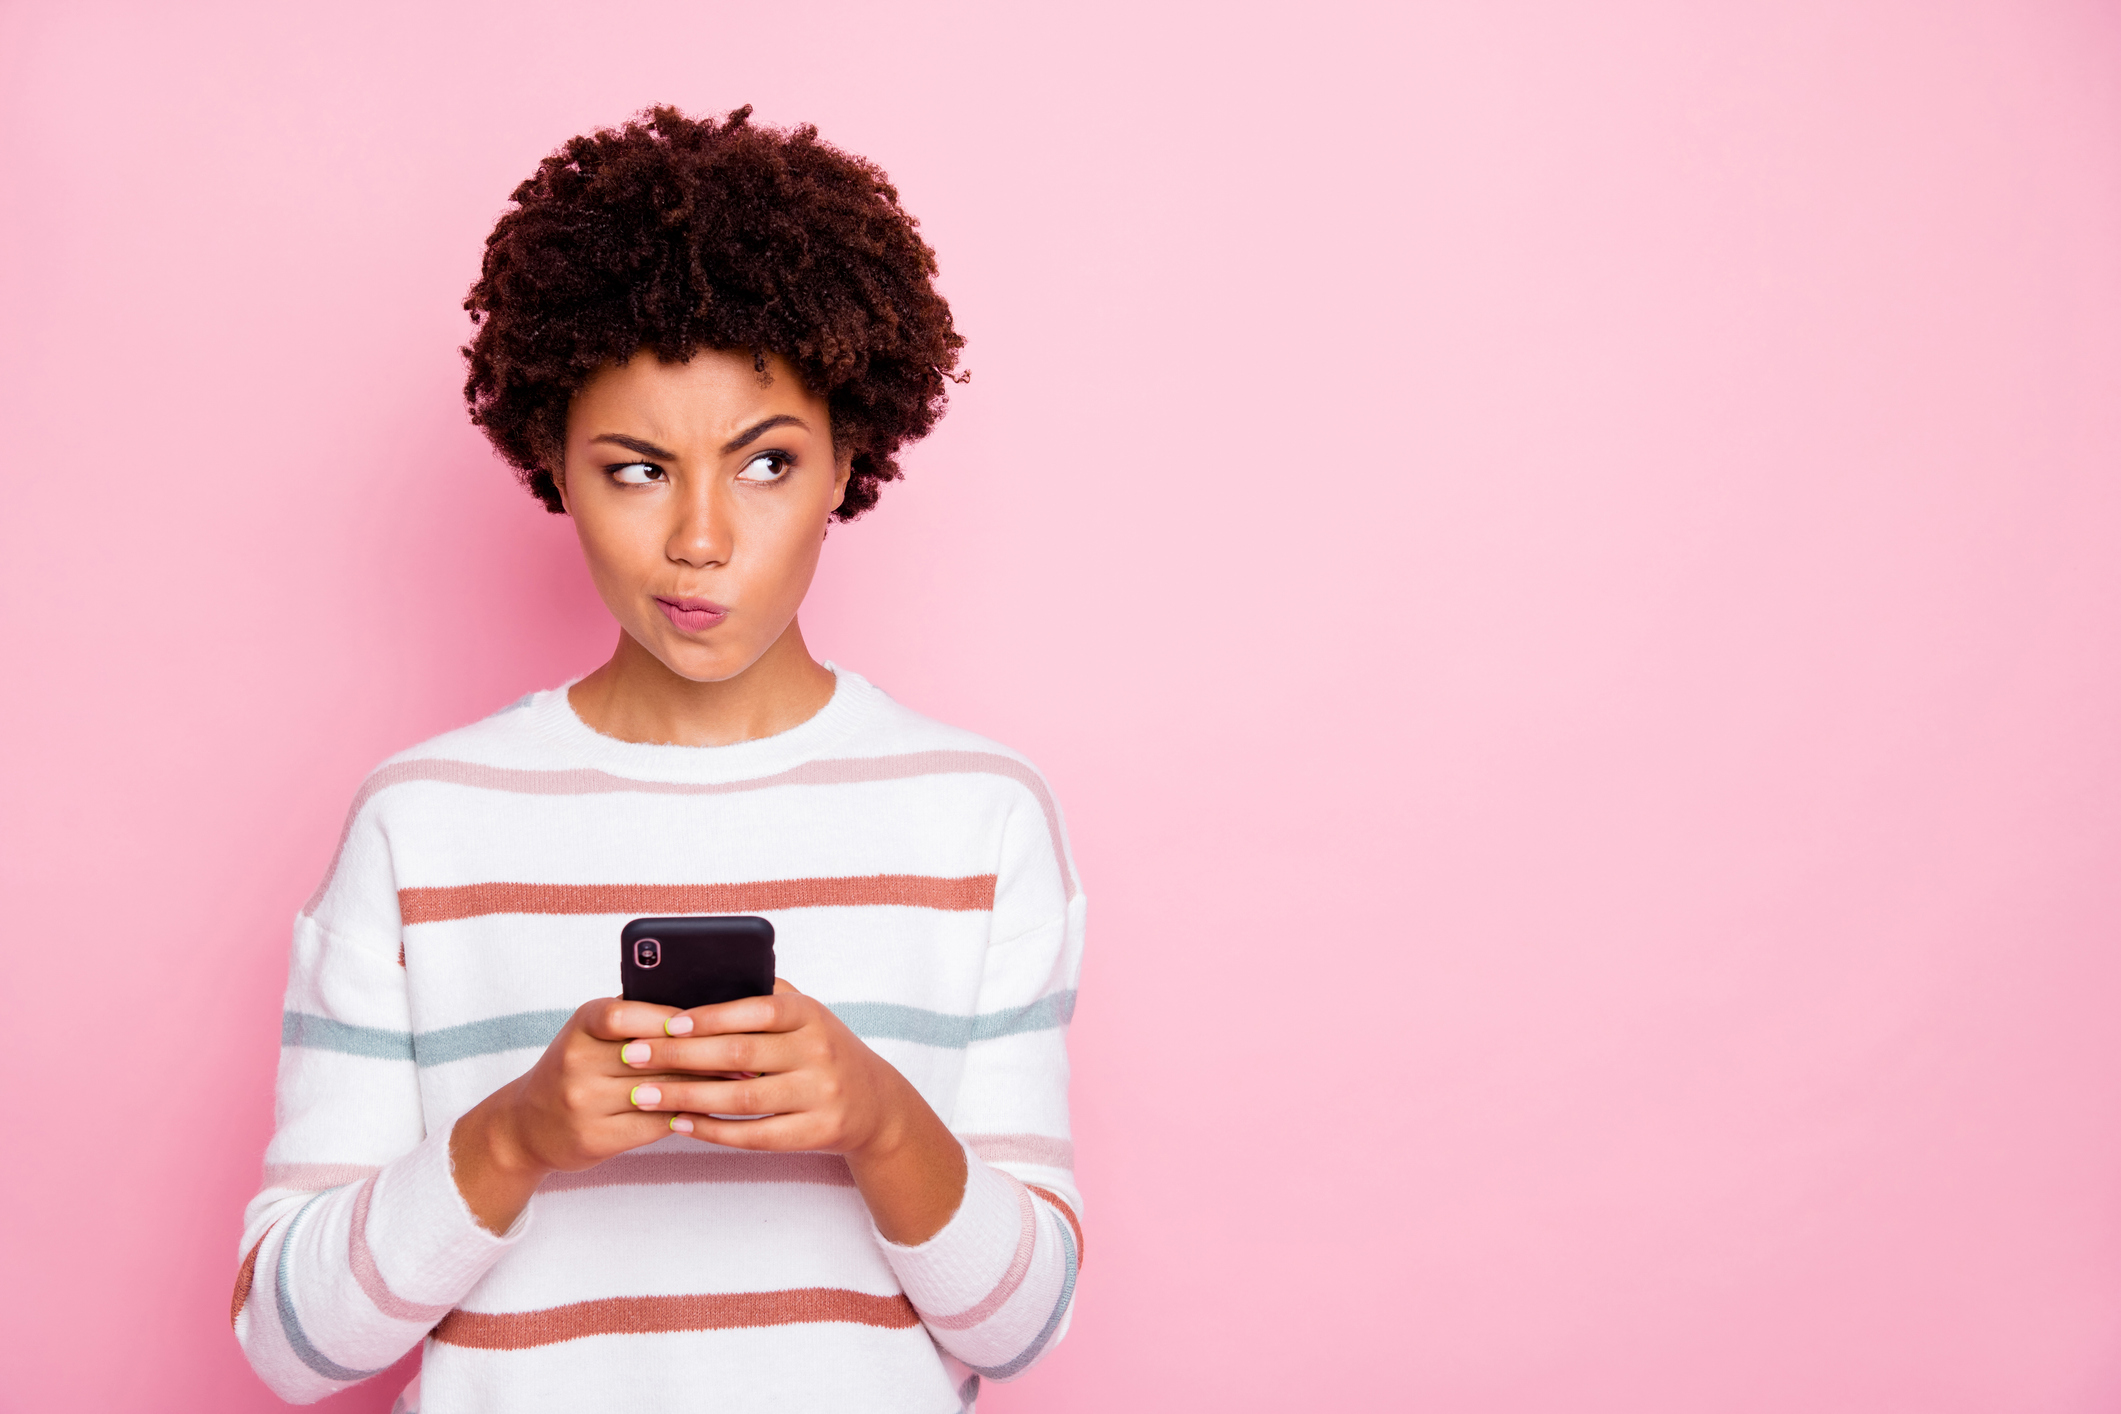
[557,349,850,683]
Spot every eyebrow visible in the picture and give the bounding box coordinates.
[587,415,811,462]
[720,414,809,455]
[589,433,678,460]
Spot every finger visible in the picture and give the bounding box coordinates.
[674,1113,812,1150]
[612,1046,759,1075]
[620,1073,764,1096]
[579,997,685,1042]
[618,1033,804,1075]
[580,1111,702,1152]
[538,1108,702,1160]
[677,991,808,1038]
[633,1074,798,1117]
[626,1112,702,1146]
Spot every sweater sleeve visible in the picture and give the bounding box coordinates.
[876,781,1087,1381]
[233,795,525,1404]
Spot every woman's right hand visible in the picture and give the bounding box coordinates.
[448,997,691,1233]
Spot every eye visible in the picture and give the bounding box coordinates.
[735,452,791,484]
[607,461,665,485]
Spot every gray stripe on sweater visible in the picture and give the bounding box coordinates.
[281,990,1075,1068]
[281,1012,415,1062]
[829,991,1077,1048]
[275,1194,389,1385]
[967,1202,1079,1380]
[412,1009,573,1066]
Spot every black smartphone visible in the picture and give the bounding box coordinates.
[619,916,776,1011]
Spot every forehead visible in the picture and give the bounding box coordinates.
[568,350,826,446]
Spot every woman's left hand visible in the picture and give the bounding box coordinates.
[617,978,968,1242]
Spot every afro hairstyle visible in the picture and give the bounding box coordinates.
[462,104,964,519]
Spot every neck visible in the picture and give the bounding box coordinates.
[566,619,837,747]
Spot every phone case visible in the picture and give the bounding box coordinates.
[619,915,777,1010]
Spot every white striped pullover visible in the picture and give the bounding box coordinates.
[234,667,1085,1413]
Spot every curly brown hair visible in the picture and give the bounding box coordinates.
[462,105,963,519]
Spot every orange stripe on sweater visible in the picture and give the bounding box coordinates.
[399,874,997,925]
[1026,1185,1085,1268]
[230,1232,267,1328]
[431,1288,919,1350]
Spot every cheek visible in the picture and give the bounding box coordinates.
[740,511,827,604]
[573,507,656,599]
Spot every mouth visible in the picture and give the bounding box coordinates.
[654,596,729,633]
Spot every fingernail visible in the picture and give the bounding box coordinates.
[630,1085,661,1108]
[665,1015,694,1036]
[620,1042,651,1065]
[669,1116,694,1134]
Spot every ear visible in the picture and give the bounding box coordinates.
[830,447,852,515]
[550,458,572,516]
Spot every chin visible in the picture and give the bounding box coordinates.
[653,640,758,685]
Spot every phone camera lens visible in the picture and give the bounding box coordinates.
[635,938,661,968]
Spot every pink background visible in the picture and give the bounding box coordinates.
[4,1,2121,1409]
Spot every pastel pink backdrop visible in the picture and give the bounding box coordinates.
[3,1,2119,1409]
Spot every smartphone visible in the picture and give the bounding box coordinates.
[619,916,777,1011]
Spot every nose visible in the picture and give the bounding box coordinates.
[667,476,728,569]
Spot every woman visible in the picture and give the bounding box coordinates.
[233,106,1084,1414]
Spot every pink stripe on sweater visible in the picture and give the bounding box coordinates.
[1027,1184,1085,1268]
[919,1178,1040,1331]
[349,1176,454,1324]
[304,750,1076,917]
[966,1133,1075,1170]
[262,1162,382,1192]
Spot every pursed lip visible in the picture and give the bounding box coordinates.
[654,596,729,632]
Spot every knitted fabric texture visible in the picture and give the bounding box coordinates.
[234,667,1084,1413]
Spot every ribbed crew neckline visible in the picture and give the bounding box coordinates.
[517,661,881,782]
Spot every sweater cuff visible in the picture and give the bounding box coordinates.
[367,1122,528,1307]
[874,1145,1025,1316]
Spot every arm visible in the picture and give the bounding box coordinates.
[234,909,518,1404]
[234,802,686,1401]
[881,883,1087,1382]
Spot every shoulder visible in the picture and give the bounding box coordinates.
[330,686,569,835]
[372,687,558,772]
[834,671,1080,900]
[301,688,568,922]
[847,682,1036,762]
[833,670,1064,810]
